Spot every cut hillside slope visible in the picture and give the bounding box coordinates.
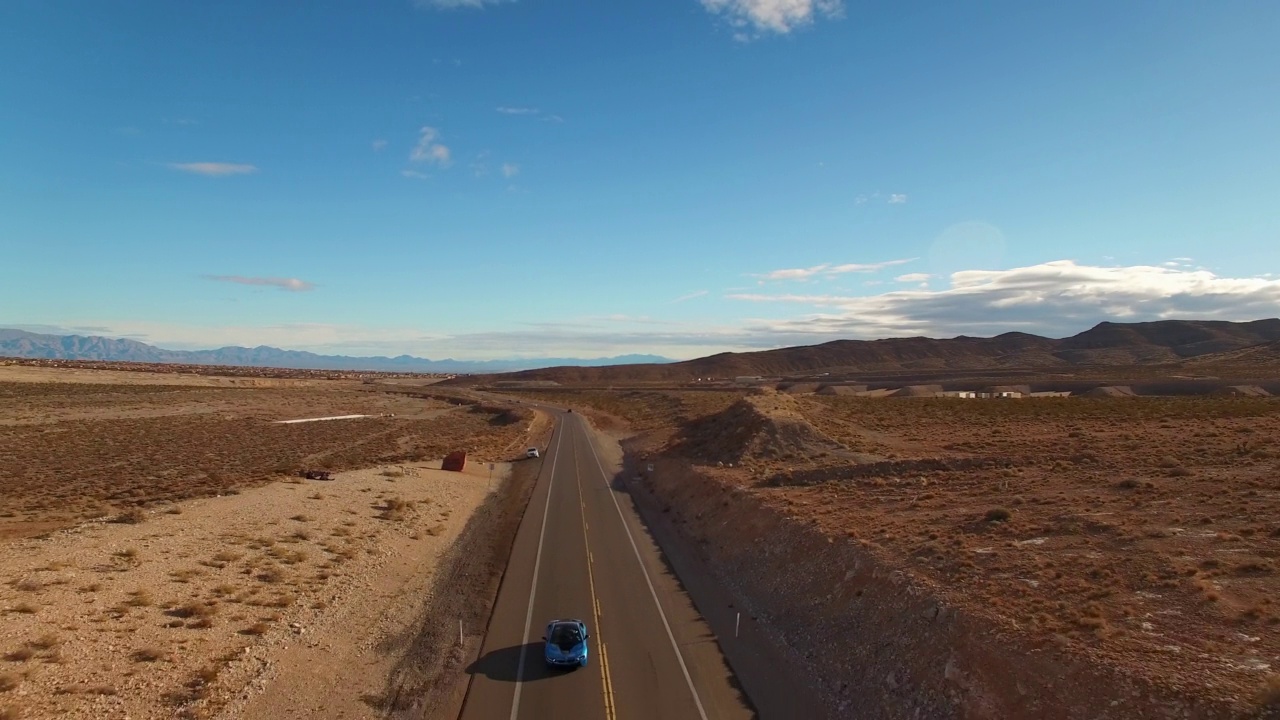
[603,389,1280,719]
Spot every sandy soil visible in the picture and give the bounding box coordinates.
[0,368,552,719]
[0,460,507,720]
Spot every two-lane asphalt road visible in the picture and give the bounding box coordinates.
[460,410,754,720]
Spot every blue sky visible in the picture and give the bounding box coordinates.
[2,0,1279,360]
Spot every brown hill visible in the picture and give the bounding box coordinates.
[1180,339,1280,370]
[665,395,847,465]
[455,319,1280,385]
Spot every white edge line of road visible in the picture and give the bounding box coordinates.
[510,414,565,720]
[581,415,710,720]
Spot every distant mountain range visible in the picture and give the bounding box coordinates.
[473,319,1280,383]
[0,329,672,373]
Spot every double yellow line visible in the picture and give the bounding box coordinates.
[578,475,616,719]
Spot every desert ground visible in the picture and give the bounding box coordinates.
[513,387,1280,717]
[0,366,550,720]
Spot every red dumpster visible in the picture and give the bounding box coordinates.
[442,450,467,472]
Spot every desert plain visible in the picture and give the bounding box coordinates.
[2,356,1280,718]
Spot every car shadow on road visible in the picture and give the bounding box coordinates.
[466,643,559,683]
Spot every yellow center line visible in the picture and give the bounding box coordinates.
[577,466,616,720]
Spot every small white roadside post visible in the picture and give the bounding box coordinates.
[459,619,464,646]
[488,462,495,490]
[735,612,741,638]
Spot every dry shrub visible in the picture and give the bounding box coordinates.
[125,590,153,607]
[381,497,412,521]
[0,706,21,720]
[55,684,116,696]
[256,567,286,584]
[28,635,59,651]
[170,568,202,583]
[8,604,36,616]
[241,622,269,636]
[132,647,164,662]
[984,508,1012,523]
[12,578,42,593]
[0,674,17,692]
[1258,674,1280,713]
[168,602,217,621]
[113,508,147,525]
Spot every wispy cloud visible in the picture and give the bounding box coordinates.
[895,273,931,283]
[204,275,315,292]
[401,169,429,180]
[372,139,388,152]
[672,290,710,303]
[501,163,520,178]
[856,191,909,206]
[414,0,513,8]
[168,162,257,177]
[754,258,916,281]
[701,0,843,37]
[409,127,451,167]
[730,260,1280,340]
[497,106,563,122]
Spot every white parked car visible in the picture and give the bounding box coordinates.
[526,448,540,458]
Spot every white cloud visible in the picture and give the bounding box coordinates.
[372,139,388,152]
[203,275,315,292]
[501,163,520,178]
[700,0,843,36]
[401,169,429,180]
[672,290,710,303]
[414,0,513,8]
[168,162,257,177]
[895,273,931,283]
[730,260,1280,340]
[889,193,908,204]
[41,259,1280,363]
[409,127,451,167]
[497,107,539,115]
[755,258,916,281]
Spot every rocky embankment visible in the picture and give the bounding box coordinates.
[624,397,1259,719]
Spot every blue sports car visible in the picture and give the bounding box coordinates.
[543,619,589,669]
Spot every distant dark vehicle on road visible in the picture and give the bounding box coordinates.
[299,470,332,481]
